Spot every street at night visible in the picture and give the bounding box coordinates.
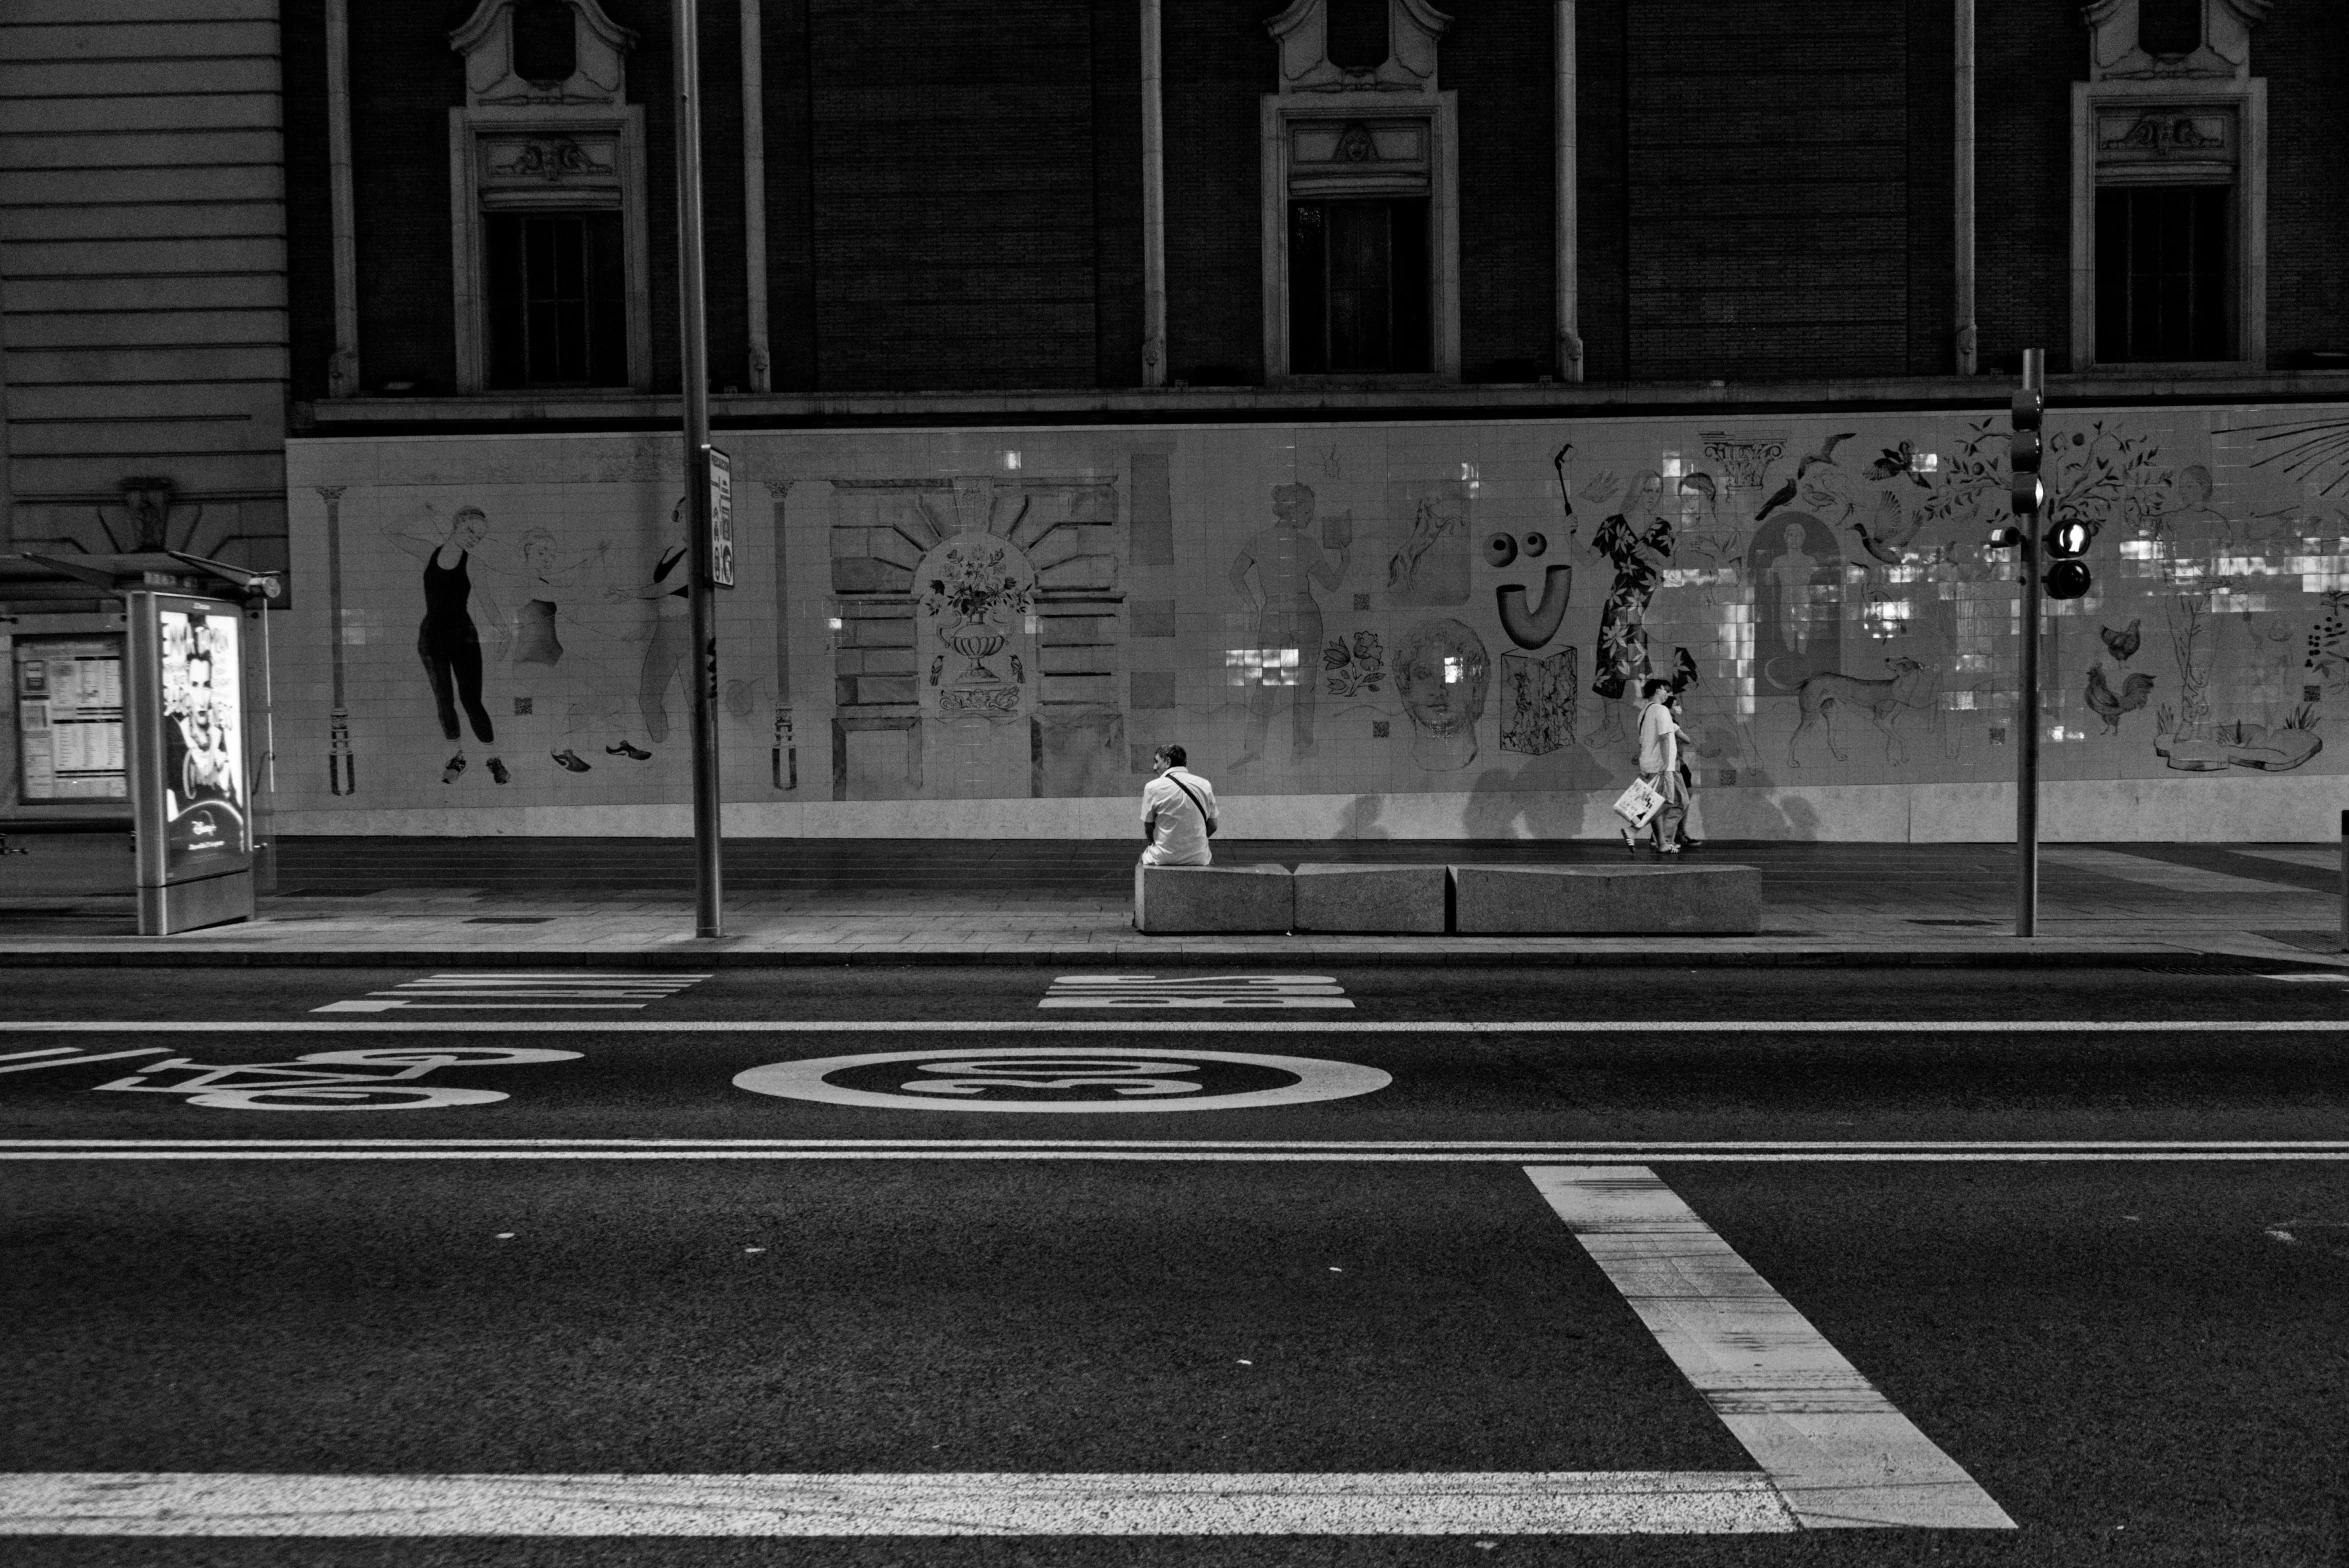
[5,961,2345,1565]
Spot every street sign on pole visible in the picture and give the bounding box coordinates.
[673,0,722,939]
[708,445,734,590]
[2012,348,2046,939]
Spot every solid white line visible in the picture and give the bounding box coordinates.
[1527,1166,2015,1531]
[6,1138,2336,1151]
[6,1018,2349,1034]
[0,1471,1792,1537]
[0,1047,81,1063]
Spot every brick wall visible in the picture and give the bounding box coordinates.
[1090,0,1144,387]
[2259,0,2349,364]
[807,0,1100,391]
[343,0,465,395]
[1904,0,1955,375]
[1574,0,1628,382]
[1162,0,1268,386]
[1450,0,1556,381]
[1972,0,2080,373]
[1625,0,1912,381]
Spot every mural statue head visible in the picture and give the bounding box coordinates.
[520,528,558,573]
[1625,470,1667,519]
[2178,463,2214,506]
[449,506,490,549]
[1394,617,1490,771]
[1272,481,1316,527]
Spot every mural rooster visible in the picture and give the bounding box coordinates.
[2085,664,2157,734]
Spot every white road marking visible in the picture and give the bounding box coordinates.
[313,973,711,1014]
[733,1047,1391,1113]
[0,1048,81,1063]
[1528,1165,2014,1531]
[2264,972,2349,982]
[0,1048,169,1076]
[2,1139,2340,1163]
[0,1470,1793,1536]
[1041,974,1354,1009]
[2041,846,2308,896]
[7,1018,2349,1035]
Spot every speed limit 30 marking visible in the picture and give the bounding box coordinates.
[734,1047,1389,1113]
[1040,974,1352,1009]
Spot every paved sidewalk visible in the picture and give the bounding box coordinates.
[1,838,2343,968]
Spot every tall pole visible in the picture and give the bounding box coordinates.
[1953,0,1977,375]
[1140,0,1166,386]
[674,0,723,938]
[2014,348,2045,938]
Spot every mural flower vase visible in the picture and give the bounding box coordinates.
[918,531,1037,721]
[944,616,1008,688]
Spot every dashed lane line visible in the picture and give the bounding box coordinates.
[7,1019,2349,1034]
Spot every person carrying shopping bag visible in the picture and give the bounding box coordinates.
[1628,676,1688,856]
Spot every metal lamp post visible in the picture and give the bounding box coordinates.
[673,0,722,938]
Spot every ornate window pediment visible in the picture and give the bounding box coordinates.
[2080,0,2270,82]
[449,0,635,108]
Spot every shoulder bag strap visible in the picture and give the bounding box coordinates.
[1166,774,1213,829]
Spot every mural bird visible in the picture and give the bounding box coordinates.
[1848,490,1924,566]
[1866,439,1932,488]
[2099,618,2143,662]
[2085,664,2156,734]
[1754,432,1857,522]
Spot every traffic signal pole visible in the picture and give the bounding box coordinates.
[673,0,722,938]
[2012,348,2046,938]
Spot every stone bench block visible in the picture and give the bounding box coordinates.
[1133,863,1294,934]
[1292,863,1449,933]
[1450,863,1762,935]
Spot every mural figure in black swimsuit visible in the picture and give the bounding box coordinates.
[392,505,508,785]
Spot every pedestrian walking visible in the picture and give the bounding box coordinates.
[1667,686,1703,849]
[1140,744,1218,867]
[1630,677,1687,856]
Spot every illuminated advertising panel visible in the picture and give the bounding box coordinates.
[13,635,128,802]
[129,594,251,883]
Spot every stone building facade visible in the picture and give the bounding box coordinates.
[10,0,2349,839]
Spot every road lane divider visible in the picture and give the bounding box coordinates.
[1529,1165,2015,1531]
[1040,975,1353,1008]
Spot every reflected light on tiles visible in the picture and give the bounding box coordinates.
[1443,656,1463,684]
[1003,451,1022,471]
[1225,647,1299,688]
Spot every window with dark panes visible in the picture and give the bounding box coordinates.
[2094,186,2232,363]
[1288,198,1430,375]
[2137,0,2202,57]
[511,0,578,83]
[486,212,629,387]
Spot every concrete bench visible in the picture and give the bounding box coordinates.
[1132,863,1295,934]
[1450,862,1762,935]
[1292,863,1449,934]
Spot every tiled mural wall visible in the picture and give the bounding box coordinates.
[278,407,2349,839]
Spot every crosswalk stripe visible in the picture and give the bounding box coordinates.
[0,1470,1794,1536]
[1529,1166,2014,1531]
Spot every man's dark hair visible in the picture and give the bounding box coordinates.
[1157,744,1187,767]
[1639,677,1673,699]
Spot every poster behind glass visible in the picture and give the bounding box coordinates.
[154,602,250,875]
[13,635,128,802]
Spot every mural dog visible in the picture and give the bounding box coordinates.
[1789,657,1941,765]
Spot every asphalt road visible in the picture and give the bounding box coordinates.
[4,963,2347,1566]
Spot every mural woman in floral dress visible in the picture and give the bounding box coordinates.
[1589,471,1674,702]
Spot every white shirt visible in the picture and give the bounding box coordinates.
[1141,767,1217,866]
[1636,700,1681,777]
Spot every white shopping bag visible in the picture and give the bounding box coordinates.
[1611,776,1667,830]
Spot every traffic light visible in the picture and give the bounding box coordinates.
[2043,517,2092,601]
[2009,386,2045,517]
